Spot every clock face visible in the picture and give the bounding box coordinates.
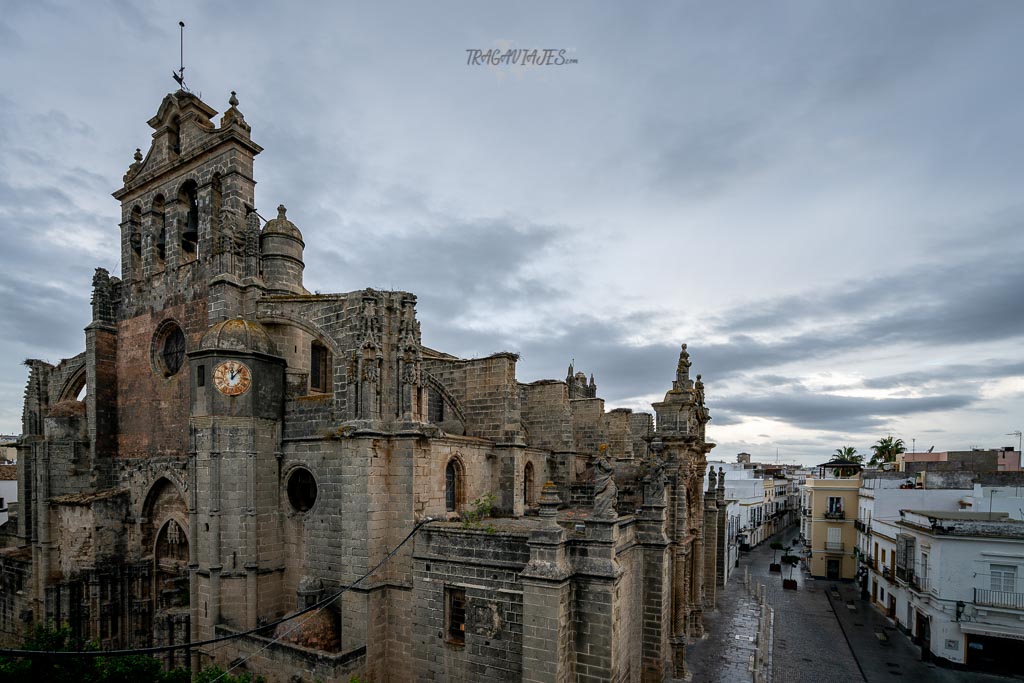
[213,360,252,396]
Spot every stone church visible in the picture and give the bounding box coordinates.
[0,88,723,682]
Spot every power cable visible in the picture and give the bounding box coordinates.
[0,518,435,661]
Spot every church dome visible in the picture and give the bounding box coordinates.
[200,317,277,355]
[261,204,303,242]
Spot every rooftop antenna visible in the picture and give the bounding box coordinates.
[1008,430,1022,453]
[172,21,189,91]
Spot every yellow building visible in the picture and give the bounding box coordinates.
[803,461,862,580]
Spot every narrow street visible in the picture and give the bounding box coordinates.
[688,528,1021,682]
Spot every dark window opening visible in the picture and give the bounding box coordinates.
[161,327,186,376]
[524,462,536,506]
[310,341,330,393]
[197,365,205,387]
[445,460,461,513]
[180,180,199,260]
[446,587,466,644]
[287,467,318,512]
[170,116,181,155]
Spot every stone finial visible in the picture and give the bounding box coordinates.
[538,481,561,522]
[676,342,692,387]
[277,204,287,220]
[133,148,143,162]
[229,90,239,107]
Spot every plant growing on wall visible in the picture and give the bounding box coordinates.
[461,493,497,532]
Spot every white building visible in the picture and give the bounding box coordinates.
[855,471,1024,675]
[895,510,1024,675]
[0,464,15,527]
[856,473,965,622]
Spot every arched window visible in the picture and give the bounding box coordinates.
[445,459,463,513]
[524,461,536,507]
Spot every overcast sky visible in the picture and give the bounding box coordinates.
[1,1,1023,465]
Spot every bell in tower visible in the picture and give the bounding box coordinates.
[180,180,199,255]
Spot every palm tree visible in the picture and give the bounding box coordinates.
[869,436,906,467]
[831,446,863,464]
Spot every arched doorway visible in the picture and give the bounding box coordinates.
[141,477,190,666]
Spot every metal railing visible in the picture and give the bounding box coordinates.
[824,541,844,552]
[975,588,1024,610]
[823,510,845,520]
[910,575,929,593]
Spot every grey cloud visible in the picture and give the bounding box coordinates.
[718,390,975,432]
[863,361,1024,390]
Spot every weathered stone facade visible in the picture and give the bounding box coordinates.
[0,89,717,682]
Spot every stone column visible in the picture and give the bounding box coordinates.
[703,467,719,609]
[521,484,573,683]
[638,474,671,682]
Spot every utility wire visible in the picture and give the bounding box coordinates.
[0,518,435,660]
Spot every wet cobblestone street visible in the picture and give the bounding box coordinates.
[687,528,1021,683]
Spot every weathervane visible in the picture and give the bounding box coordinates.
[172,21,190,91]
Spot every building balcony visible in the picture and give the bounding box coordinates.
[880,565,893,581]
[823,510,845,520]
[862,556,875,568]
[975,588,1024,611]
[824,541,845,552]
[910,575,930,593]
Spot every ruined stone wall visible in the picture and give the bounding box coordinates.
[52,491,129,579]
[519,381,573,452]
[422,354,522,443]
[571,398,606,455]
[629,413,653,461]
[604,408,635,461]
[411,526,530,682]
[46,353,86,403]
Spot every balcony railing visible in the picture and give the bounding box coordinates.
[824,510,845,520]
[825,541,845,552]
[910,575,930,593]
[863,556,875,568]
[880,565,892,581]
[975,588,1024,610]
